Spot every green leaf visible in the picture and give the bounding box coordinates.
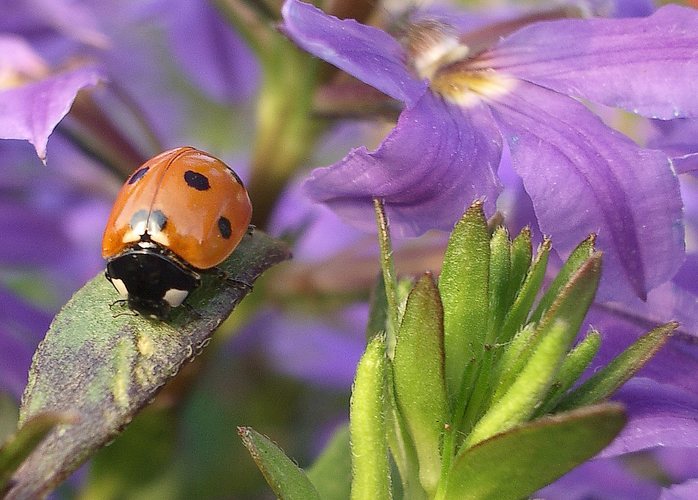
[497,238,551,345]
[393,273,448,495]
[307,425,351,500]
[465,319,576,448]
[239,427,320,500]
[493,253,602,403]
[530,234,596,323]
[507,227,532,307]
[444,404,626,500]
[5,231,290,498]
[0,412,77,493]
[439,201,490,402]
[351,335,391,500]
[536,330,602,416]
[487,227,511,342]
[555,322,678,411]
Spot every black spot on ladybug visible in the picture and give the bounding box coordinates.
[184,170,210,191]
[218,216,232,239]
[128,166,149,185]
[130,209,148,229]
[149,210,168,232]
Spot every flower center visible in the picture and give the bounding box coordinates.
[403,20,516,107]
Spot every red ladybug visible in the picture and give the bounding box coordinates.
[102,147,252,319]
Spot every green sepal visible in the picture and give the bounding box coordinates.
[0,412,77,493]
[493,253,602,403]
[439,201,490,402]
[487,227,512,342]
[307,425,351,500]
[536,330,602,416]
[393,273,448,495]
[351,335,392,500]
[239,427,320,500]
[6,231,290,498]
[530,234,596,323]
[464,319,576,448]
[555,322,678,411]
[444,404,626,500]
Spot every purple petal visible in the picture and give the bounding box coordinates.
[489,82,684,301]
[166,0,259,102]
[601,378,698,457]
[0,66,103,162]
[281,0,425,105]
[485,5,698,119]
[0,35,47,78]
[662,480,698,500]
[537,456,660,499]
[304,91,503,237]
[0,287,51,399]
[648,118,698,175]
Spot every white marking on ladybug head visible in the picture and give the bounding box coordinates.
[150,231,170,247]
[163,288,189,307]
[110,278,129,299]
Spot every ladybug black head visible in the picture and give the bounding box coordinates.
[105,248,201,320]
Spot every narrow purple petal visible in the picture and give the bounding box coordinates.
[166,0,259,102]
[304,91,503,237]
[489,82,684,301]
[601,378,698,457]
[0,287,51,399]
[0,66,103,161]
[281,0,425,105]
[484,5,698,119]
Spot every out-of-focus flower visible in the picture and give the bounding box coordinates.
[281,0,698,303]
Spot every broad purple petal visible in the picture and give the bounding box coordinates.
[537,456,660,499]
[661,479,698,499]
[484,5,698,119]
[601,378,698,457]
[0,66,103,161]
[281,0,425,105]
[304,91,503,237]
[489,82,684,301]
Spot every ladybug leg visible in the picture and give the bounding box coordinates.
[181,301,203,320]
[109,299,138,318]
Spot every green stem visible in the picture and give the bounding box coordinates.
[373,198,399,345]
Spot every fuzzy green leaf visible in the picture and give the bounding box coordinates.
[507,227,532,307]
[530,234,596,323]
[555,322,678,411]
[6,231,290,498]
[498,239,551,345]
[307,425,351,500]
[445,404,626,500]
[536,330,602,416]
[493,253,602,403]
[439,201,491,402]
[239,427,320,500]
[351,335,391,500]
[0,412,77,493]
[465,320,576,448]
[393,273,448,495]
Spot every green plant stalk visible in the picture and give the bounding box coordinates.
[373,198,400,345]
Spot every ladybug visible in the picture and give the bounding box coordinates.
[102,147,252,319]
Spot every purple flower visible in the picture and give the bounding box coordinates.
[0,35,102,162]
[281,1,697,302]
